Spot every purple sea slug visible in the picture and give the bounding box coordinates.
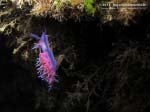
[31,32,58,89]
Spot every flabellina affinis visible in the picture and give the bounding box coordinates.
[31,32,58,90]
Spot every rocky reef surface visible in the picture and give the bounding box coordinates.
[0,0,150,112]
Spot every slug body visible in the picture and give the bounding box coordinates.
[31,32,57,89]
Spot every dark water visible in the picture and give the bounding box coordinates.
[0,10,150,112]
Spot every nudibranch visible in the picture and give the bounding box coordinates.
[31,32,58,89]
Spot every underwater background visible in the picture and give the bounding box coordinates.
[0,0,150,112]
